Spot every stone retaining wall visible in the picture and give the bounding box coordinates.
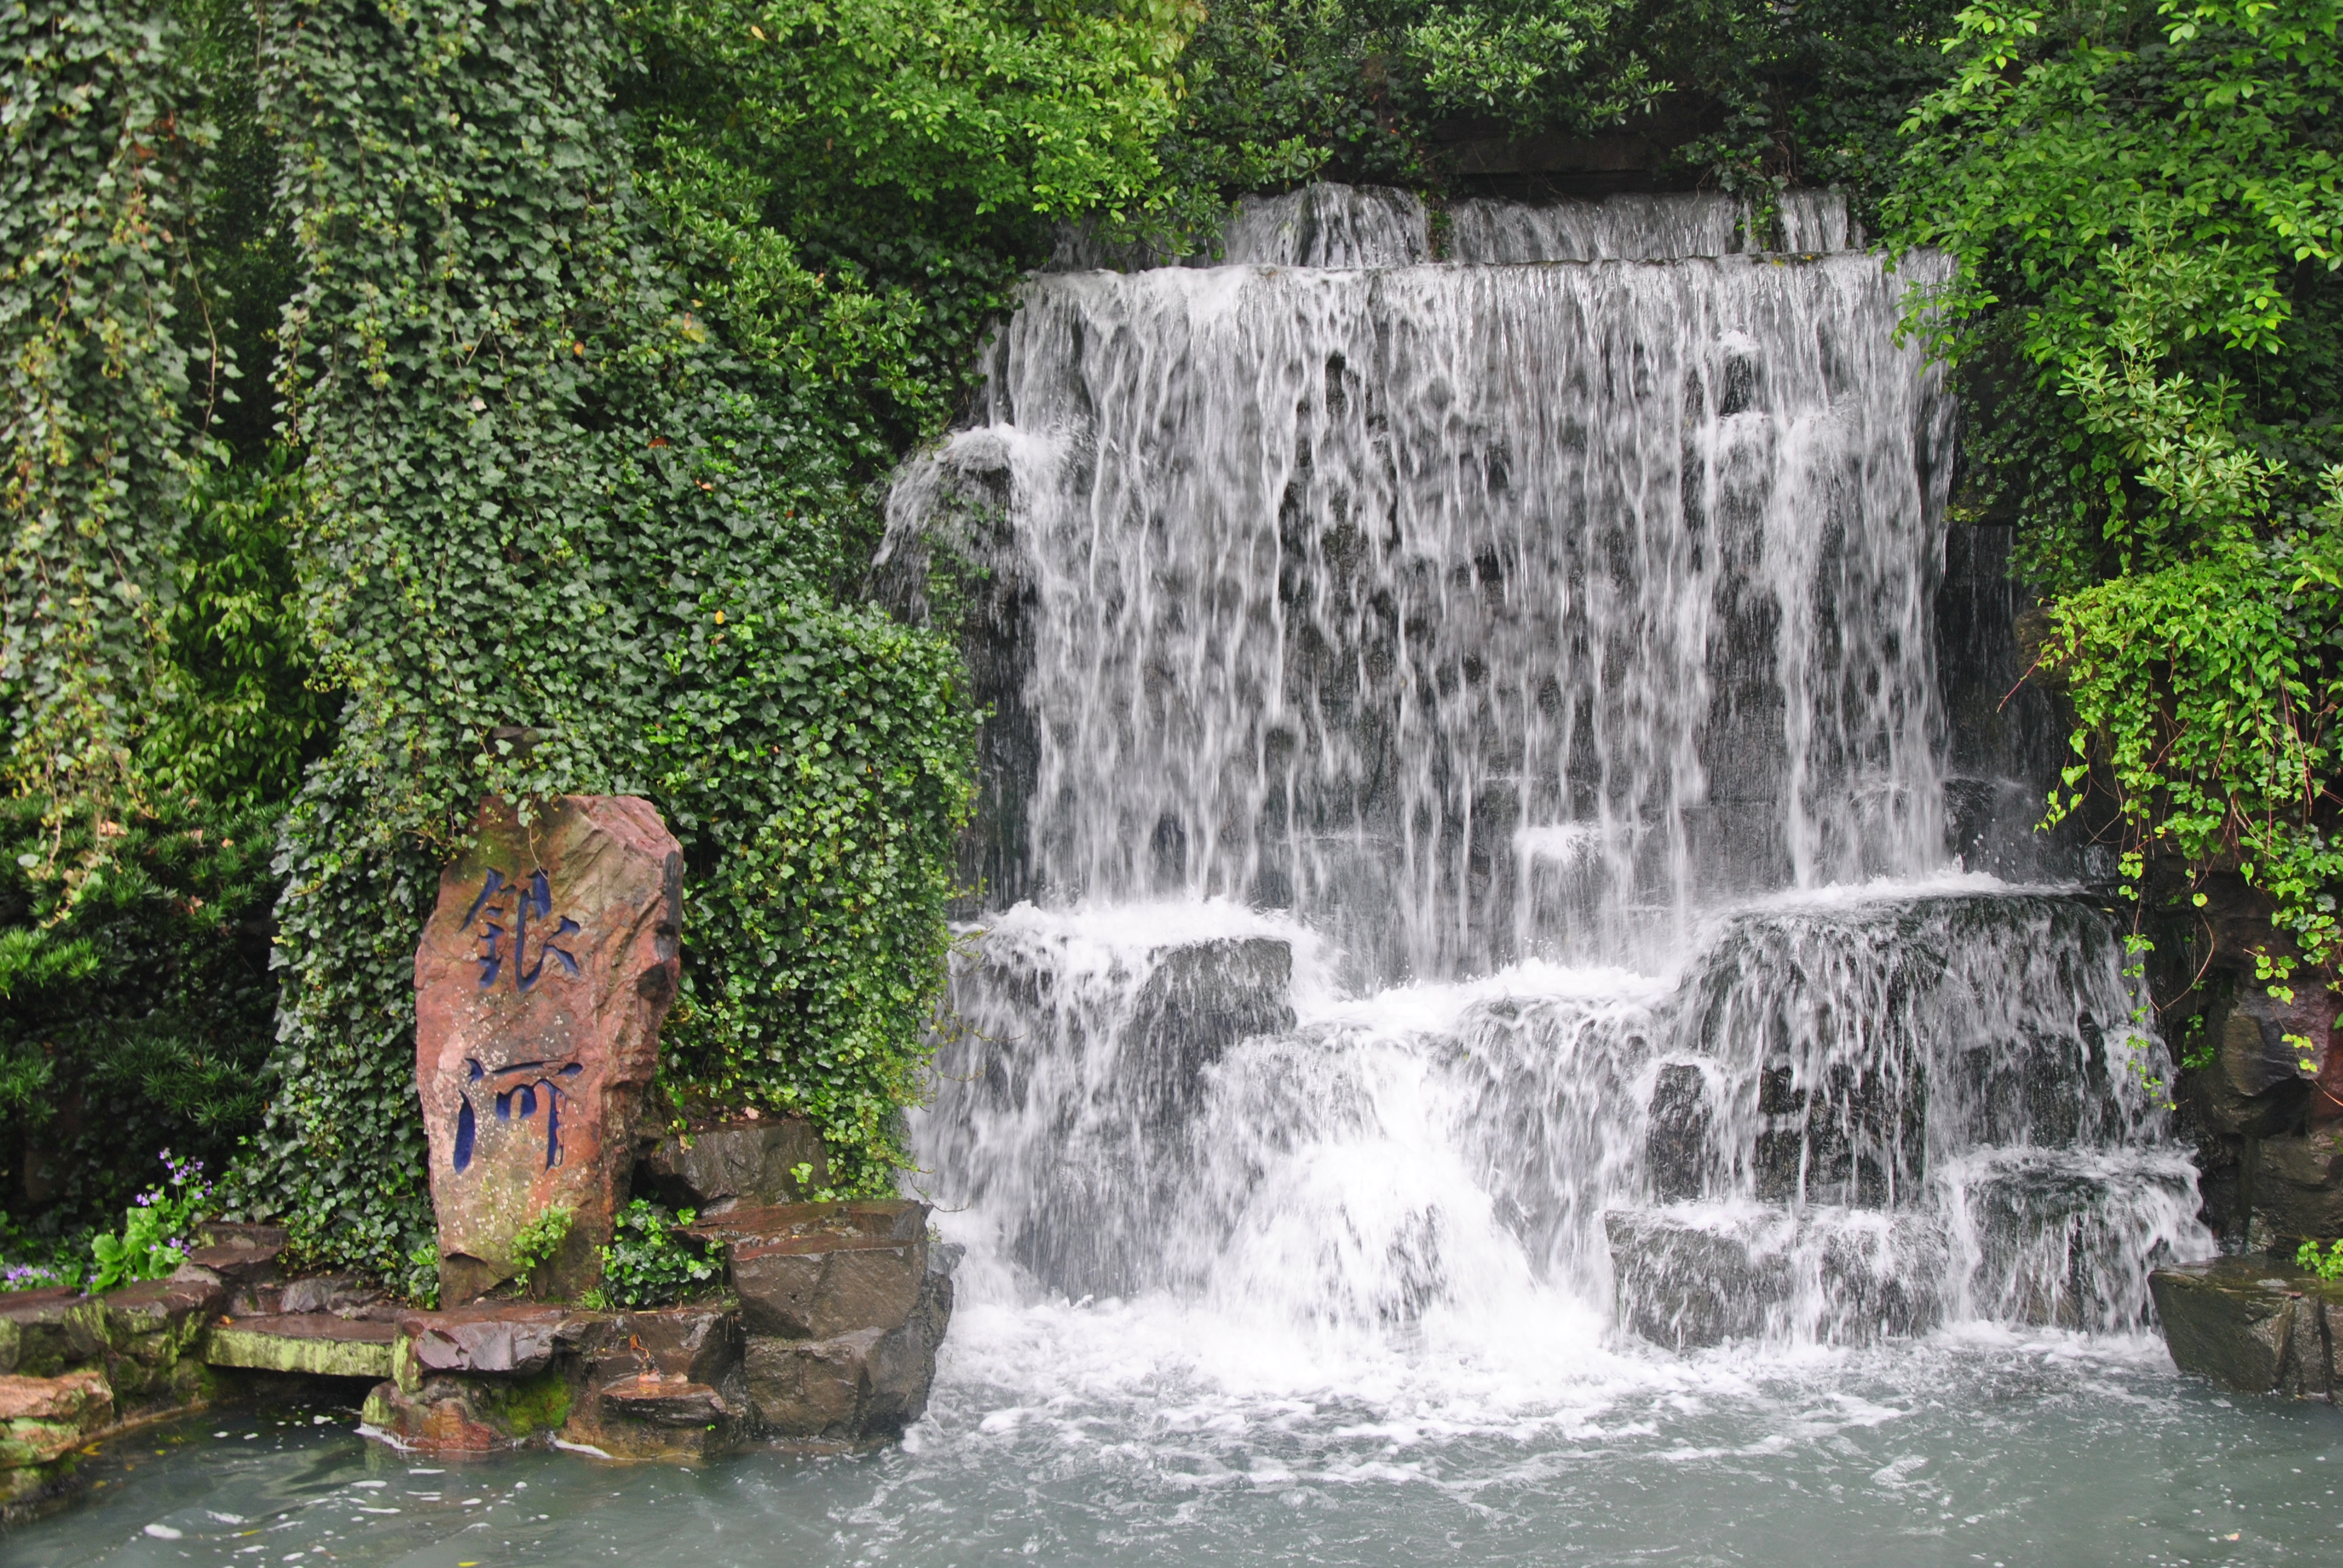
[0,1197,954,1522]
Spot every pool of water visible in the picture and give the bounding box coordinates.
[14,1308,2343,1568]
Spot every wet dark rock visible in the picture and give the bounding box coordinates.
[637,1117,829,1214]
[182,1240,283,1289]
[1125,938,1295,1124]
[711,1202,931,1341]
[2251,1129,2343,1247]
[0,1290,108,1377]
[1643,1063,1714,1203]
[362,1366,575,1454]
[277,1275,392,1318]
[996,935,1294,1299]
[2151,1258,2341,1397]
[1607,1209,1790,1348]
[2212,983,2333,1100]
[100,1277,221,1413]
[741,1267,953,1443]
[396,1304,572,1377]
[588,1305,742,1391]
[1751,1056,1926,1208]
[2185,1062,2306,1140]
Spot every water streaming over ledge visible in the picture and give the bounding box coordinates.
[11,187,2332,1568]
[885,184,2209,1399]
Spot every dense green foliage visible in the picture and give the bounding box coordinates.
[1161,0,1962,219]
[0,793,280,1243]
[1891,0,2343,990]
[0,2,197,823]
[9,0,2336,1288]
[588,1198,719,1307]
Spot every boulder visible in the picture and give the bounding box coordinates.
[692,1200,954,1443]
[100,1276,222,1413]
[741,1268,952,1443]
[0,1370,113,1467]
[1608,1209,1792,1348]
[586,1305,741,1390]
[637,1117,828,1213]
[1124,938,1294,1124]
[2250,1128,2343,1246]
[583,1372,744,1460]
[415,795,683,1303]
[695,1201,929,1340]
[362,1366,573,1455]
[278,1275,391,1317]
[1643,1063,1714,1203]
[2213,982,2335,1100]
[0,1289,106,1378]
[2151,1258,2342,1397]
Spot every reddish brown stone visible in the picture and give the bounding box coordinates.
[415,795,682,1302]
[362,1381,505,1453]
[182,1242,282,1288]
[396,1304,571,1376]
[0,1370,110,1425]
[586,1306,741,1389]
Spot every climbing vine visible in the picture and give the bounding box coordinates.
[229,0,985,1279]
[0,1,197,832]
[1890,0,2343,990]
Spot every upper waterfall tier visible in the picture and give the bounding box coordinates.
[886,247,1955,981]
[1050,185,1863,270]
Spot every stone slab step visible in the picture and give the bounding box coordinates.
[205,1314,399,1380]
[395,1304,580,1376]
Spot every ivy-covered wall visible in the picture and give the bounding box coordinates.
[5,0,2338,1281]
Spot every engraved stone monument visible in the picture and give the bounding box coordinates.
[415,796,681,1303]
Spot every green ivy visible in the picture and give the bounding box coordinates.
[590,1197,718,1307]
[226,0,981,1282]
[0,1,198,828]
[1890,0,2343,989]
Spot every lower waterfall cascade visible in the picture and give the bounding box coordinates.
[894,183,2215,1387]
[17,188,2343,1568]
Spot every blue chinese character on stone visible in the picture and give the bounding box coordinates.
[458,867,582,991]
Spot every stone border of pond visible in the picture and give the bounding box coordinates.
[1,1200,954,1523]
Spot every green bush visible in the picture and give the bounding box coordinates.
[591,1199,721,1308]
[1,795,282,1245]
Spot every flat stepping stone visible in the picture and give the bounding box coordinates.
[395,1305,577,1376]
[598,1371,733,1427]
[2152,1259,2343,1396]
[206,1314,398,1380]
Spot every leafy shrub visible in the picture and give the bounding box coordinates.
[509,1206,576,1279]
[87,1152,212,1294]
[1,795,282,1245]
[2302,1238,2343,1284]
[592,1200,721,1308]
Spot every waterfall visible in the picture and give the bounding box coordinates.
[891,185,2209,1363]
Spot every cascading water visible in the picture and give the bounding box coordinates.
[890,184,2211,1400]
[20,189,2334,1568]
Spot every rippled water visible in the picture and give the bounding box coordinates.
[13,1328,2343,1567]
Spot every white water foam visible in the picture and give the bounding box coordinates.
[891,185,2212,1446]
